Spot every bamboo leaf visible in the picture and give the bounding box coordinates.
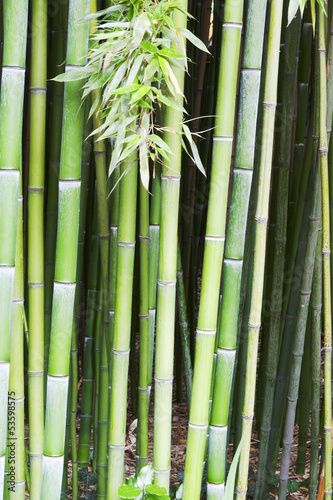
[224,434,245,499]
[182,124,206,176]
[139,141,149,191]
[53,68,91,82]
[158,57,183,96]
[149,134,173,155]
[133,13,150,47]
[158,47,184,59]
[127,54,144,84]
[179,28,210,53]
[83,4,124,21]
[131,86,151,105]
[141,41,159,53]
[287,0,301,24]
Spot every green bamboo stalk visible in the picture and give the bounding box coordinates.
[254,14,301,498]
[70,151,90,500]
[296,318,311,475]
[5,175,25,499]
[0,0,28,491]
[137,180,150,471]
[106,157,137,499]
[206,0,267,496]
[27,0,47,496]
[309,227,322,500]
[153,5,187,493]
[278,165,320,499]
[235,0,284,497]
[182,2,244,498]
[318,8,332,497]
[40,1,89,497]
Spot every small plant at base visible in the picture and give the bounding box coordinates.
[118,465,183,499]
[54,0,208,190]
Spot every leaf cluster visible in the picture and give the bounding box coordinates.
[118,465,182,499]
[288,0,326,28]
[55,0,207,189]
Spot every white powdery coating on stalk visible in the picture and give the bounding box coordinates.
[44,375,69,452]
[207,482,225,499]
[40,455,64,500]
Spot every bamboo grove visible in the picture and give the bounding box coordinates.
[1,0,333,499]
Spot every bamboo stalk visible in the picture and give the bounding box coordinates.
[153,3,187,492]
[5,173,25,499]
[235,0,284,497]
[27,0,47,496]
[309,226,322,500]
[278,166,320,499]
[0,0,28,493]
[206,0,267,496]
[40,1,89,497]
[318,8,332,497]
[137,180,150,471]
[183,2,244,498]
[254,14,301,498]
[106,157,138,499]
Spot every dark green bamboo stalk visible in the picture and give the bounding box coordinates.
[235,0,284,497]
[93,276,103,473]
[296,319,311,475]
[40,1,89,497]
[206,0,267,496]
[78,199,99,468]
[318,8,332,497]
[176,244,193,407]
[254,14,301,498]
[309,227,322,500]
[278,166,320,499]
[183,2,244,498]
[27,1,47,496]
[44,3,66,380]
[0,0,28,490]
[148,165,160,394]
[106,157,137,499]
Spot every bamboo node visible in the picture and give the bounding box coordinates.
[139,235,149,241]
[322,250,331,256]
[254,216,268,224]
[157,279,176,287]
[196,328,216,335]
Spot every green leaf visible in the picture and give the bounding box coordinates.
[149,134,173,156]
[83,4,124,21]
[117,485,142,499]
[179,28,210,53]
[131,86,151,105]
[144,58,160,82]
[145,485,168,496]
[224,433,245,499]
[141,41,159,53]
[133,13,150,47]
[53,68,91,82]
[287,480,300,493]
[158,48,184,59]
[127,54,144,85]
[175,484,183,499]
[182,124,206,177]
